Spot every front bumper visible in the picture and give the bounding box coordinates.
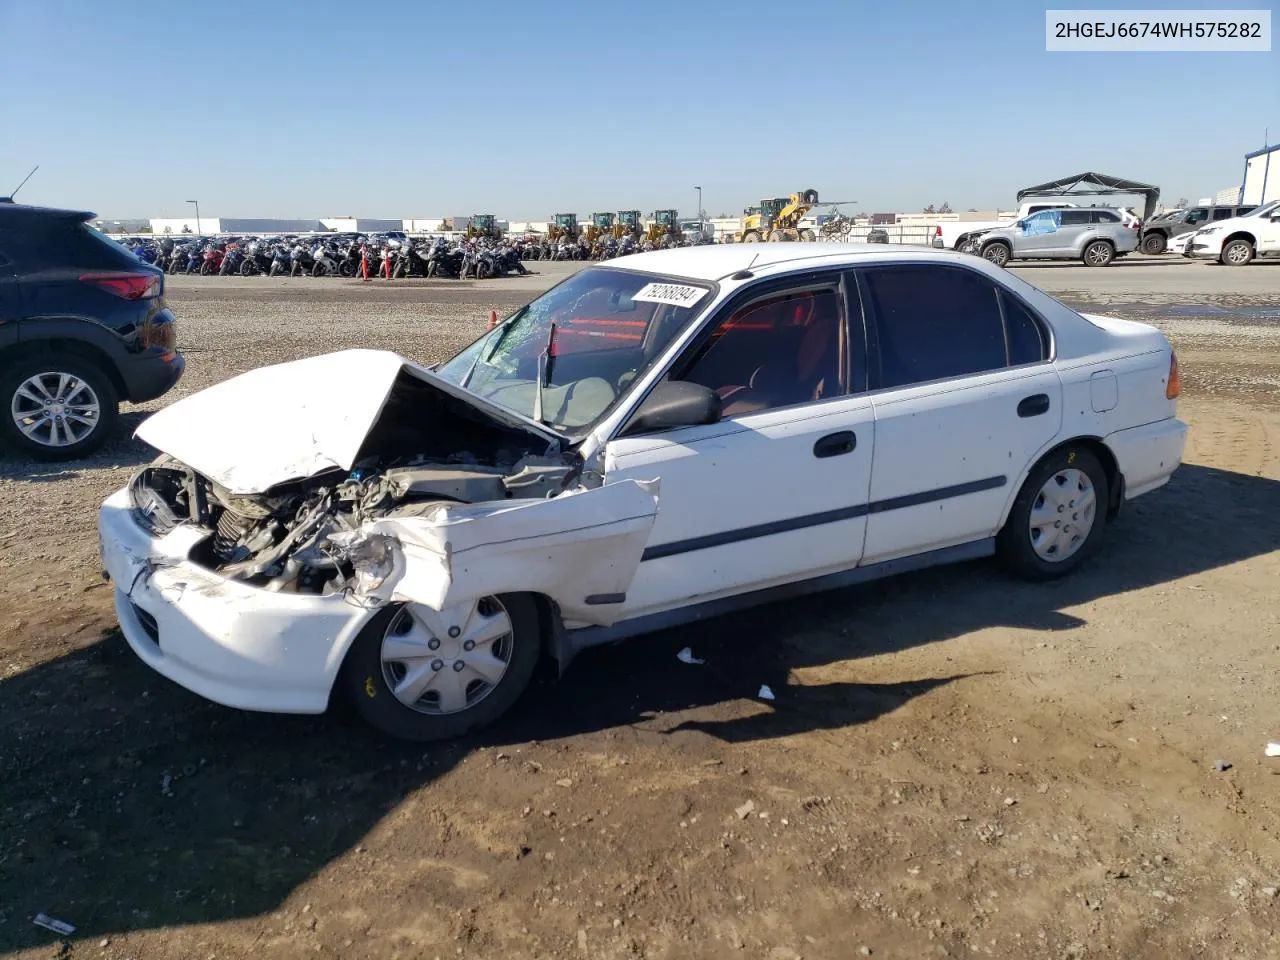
[1187,232,1223,259]
[1105,417,1188,500]
[98,488,372,714]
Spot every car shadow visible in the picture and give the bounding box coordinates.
[0,463,1276,949]
[0,412,157,482]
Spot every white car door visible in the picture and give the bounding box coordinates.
[602,274,875,621]
[855,262,1063,565]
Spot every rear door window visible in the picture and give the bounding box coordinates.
[1059,210,1091,226]
[1211,207,1236,221]
[861,266,1008,389]
[1091,211,1120,223]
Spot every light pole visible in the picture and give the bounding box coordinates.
[186,199,202,236]
[694,186,702,223]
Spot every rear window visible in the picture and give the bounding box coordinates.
[74,224,147,267]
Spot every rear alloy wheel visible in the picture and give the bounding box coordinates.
[1141,232,1167,255]
[1083,240,1115,267]
[981,241,1011,267]
[997,445,1109,580]
[340,593,541,742]
[1220,239,1254,266]
[1,356,119,461]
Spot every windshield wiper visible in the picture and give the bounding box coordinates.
[532,322,557,425]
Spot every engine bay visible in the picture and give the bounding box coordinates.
[129,449,579,595]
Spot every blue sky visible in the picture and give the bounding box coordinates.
[1,0,1275,218]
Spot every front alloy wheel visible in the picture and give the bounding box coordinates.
[1220,239,1254,266]
[981,242,1010,267]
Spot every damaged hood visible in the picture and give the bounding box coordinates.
[135,349,563,494]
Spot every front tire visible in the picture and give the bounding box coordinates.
[339,593,542,742]
[1220,238,1254,266]
[981,241,1011,267]
[1141,232,1167,255]
[997,445,1109,581]
[0,355,120,461]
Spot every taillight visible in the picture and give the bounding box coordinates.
[1166,351,1181,399]
[935,225,942,237]
[80,272,162,300]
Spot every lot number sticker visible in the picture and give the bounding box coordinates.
[631,282,705,307]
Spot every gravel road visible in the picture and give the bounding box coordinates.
[2,258,1278,960]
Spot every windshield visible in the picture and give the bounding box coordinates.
[434,267,714,434]
[1245,200,1280,218]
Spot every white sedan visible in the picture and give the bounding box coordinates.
[99,245,1188,741]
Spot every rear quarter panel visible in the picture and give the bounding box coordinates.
[993,307,1176,525]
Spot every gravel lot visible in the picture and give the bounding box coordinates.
[2,256,1278,960]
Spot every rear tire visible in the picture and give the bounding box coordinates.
[0,354,120,461]
[1220,238,1254,266]
[997,444,1109,581]
[741,231,761,243]
[1141,232,1167,255]
[339,593,542,742]
[1083,240,1115,267]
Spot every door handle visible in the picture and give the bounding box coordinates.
[813,431,856,458]
[1017,393,1050,418]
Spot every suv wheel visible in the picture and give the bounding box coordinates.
[0,355,120,461]
[1141,232,1167,255]
[1083,240,1115,267]
[1220,238,1254,266]
[981,241,1011,267]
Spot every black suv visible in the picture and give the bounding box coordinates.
[1140,203,1256,254]
[0,201,183,460]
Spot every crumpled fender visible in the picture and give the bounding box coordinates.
[341,478,660,627]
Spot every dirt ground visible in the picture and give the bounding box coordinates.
[1,259,1278,960]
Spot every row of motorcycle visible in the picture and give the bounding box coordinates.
[132,236,533,279]
[127,231,698,279]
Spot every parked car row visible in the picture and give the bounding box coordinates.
[1138,203,1259,254]
[1180,200,1280,266]
[933,200,1278,268]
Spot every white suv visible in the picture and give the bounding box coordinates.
[1186,200,1280,266]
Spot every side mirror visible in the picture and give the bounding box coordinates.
[620,380,722,436]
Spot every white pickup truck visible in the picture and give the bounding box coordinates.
[933,201,1080,252]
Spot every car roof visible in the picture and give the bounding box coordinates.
[0,200,96,222]
[607,243,973,282]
